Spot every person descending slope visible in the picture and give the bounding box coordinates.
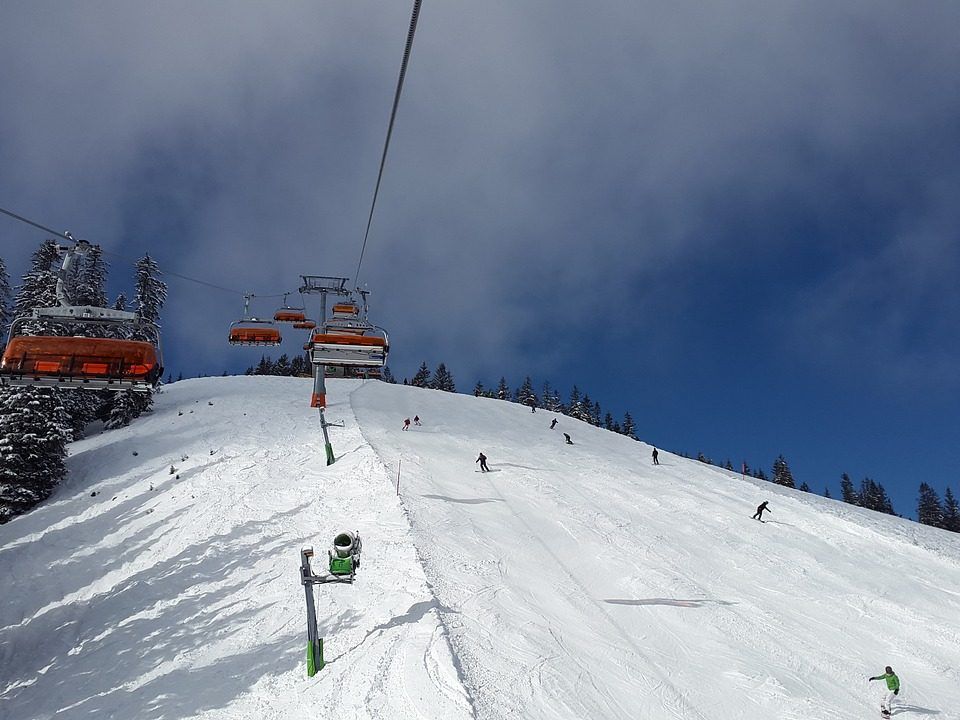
[869,666,900,717]
[550,418,558,430]
[752,501,770,521]
[414,415,421,426]
[652,448,659,465]
[476,452,490,472]
[402,418,411,431]
[563,433,573,445]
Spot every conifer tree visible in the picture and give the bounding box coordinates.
[0,257,11,344]
[473,381,485,397]
[381,366,396,384]
[840,473,859,505]
[621,411,635,439]
[917,483,944,527]
[496,377,511,401]
[755,468,768,482]
[430,363,456,392]
[772,455,795,488]
[798,481,811,492]
[516,377,537,408]
[941,488,960,533]
[603,412,614,431]
[824,487,832,499]
[15,240,61,336]
[131,254,167,345]
[0,386,71,522]
[411,362,431,388]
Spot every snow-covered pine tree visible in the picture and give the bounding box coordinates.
[621,411,635,439]
[275,354,292,376]
[15,240,61,336]
[603,412,614,431]
[772,455,795,488]
[917,483,944,528]
[798,481,811,492]
[411,362,431,388]
[496,377,510,401]
[824,487,832,499]
[0,385,71,522]
[566,386,583,420]
[591,400,602,426]
[941,488,960,533]
[725,460,735,471]
[381,366,396,383]
[516,377,537,408]
[430,363,456,392]
[131,254,167,345]
[0,256,11,344]
[755,468,768,481]
[473,381,485,397]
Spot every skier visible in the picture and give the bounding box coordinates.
[869,666,900,717]
[652,448,660,465]
[476,452,490,472]
[752,501,770,521]
[550,418,558,430]
[563,432,573,445]
[414,415,421,426]
[402,418,411,431]
[528,398,537,413]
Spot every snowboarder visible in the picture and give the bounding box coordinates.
[652,448,659,465]
[550,418,558,430]
[476,452,490,472]
[869,666,900,717]
[752,501,770,521]
[563,432,573,445]
[402,418,411,431]
[414,415,421,426]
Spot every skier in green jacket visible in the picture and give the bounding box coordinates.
[869,666,900,716]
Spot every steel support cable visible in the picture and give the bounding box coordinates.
[353,0,423,289]
[0,205,292,298]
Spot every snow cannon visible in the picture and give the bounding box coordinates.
[328,531,362,577]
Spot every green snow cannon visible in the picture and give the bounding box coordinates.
[328,530,362,577]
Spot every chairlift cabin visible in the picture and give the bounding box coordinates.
[228,295,282,346]
[293,320,317,330]
[228,321,282,346]
[273,294,306,324]
[0,242,163,392]
[1,334,162,391]
[306,297,388,368]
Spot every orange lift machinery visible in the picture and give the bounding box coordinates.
[0,240,163,391]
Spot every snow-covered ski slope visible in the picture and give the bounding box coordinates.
[2,376,958,720]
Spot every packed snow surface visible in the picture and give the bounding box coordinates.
[1,376,958,720]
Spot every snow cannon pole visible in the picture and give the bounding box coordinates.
[319,407,335,465]
[299,547,324,675]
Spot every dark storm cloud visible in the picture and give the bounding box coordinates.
[1,1,958,384]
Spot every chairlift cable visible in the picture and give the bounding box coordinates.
[353,0,423,289]
[0,205,289,298]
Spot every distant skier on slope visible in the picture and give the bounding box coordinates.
[476,452,490,472]
[752,501,770,521]
[652,448,659,465]
[869,666,900,717]
[414,415,421,426]
[550,418,558,430]
[402,418,411,431]
[563,433,573,445]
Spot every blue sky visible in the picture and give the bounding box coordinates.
[1,1,958,517]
